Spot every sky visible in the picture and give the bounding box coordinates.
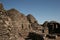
[0,0,60,24]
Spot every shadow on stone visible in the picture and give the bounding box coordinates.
[25,32,44,40]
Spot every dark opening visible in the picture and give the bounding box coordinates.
[46,35,56,39]
[25,32,44,40]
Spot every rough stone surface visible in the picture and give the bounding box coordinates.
[0,4,29,40]
[0,3,60,40]
[27,14,37,23]
[0,3,4,10]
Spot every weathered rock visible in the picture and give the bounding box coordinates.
[1,3,60,40]
[42,21,60,34]
[0,3,29,40]
[26,32,44,40]
[7,8,30,38]
[0,3,4,10]
[27,14,37,23]
[0,13,13,40]
[0,3,44,40]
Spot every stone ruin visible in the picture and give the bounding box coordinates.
[0,3,60,40]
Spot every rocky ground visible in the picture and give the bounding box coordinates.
[0,3,60,40]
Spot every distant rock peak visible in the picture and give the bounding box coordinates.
[0,3,4,10]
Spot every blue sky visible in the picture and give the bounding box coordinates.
[0,0,60,24]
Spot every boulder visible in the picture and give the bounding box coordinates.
[27,14,37,23]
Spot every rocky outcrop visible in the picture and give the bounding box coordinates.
[27,14,37,23]
[0,3,44,40]
[0,3,60,40]
[0,3,30,40]
[0,3,4,10]
[42,21,60,34]
[7,9,31,38]
[42,21,60,40]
